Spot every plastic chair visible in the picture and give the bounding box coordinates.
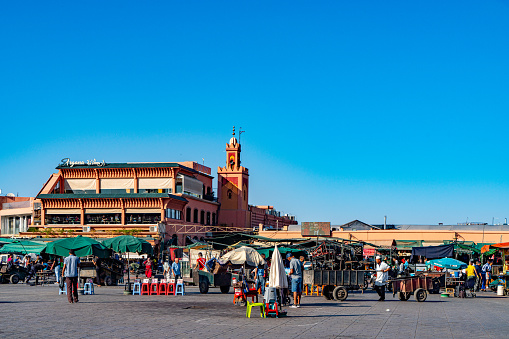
[58,283,67,295]
[84,282,94,295]
[246,300,266,318]
[132,282,141,295]
[168,279,176,295]
[141,279,150,295]
[158,279,168,295]
[265,302,280,317]
[175,279,185,295]
[150,279,159,295]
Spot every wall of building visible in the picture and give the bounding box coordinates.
[0,197,34,236]
[258,229,509,245]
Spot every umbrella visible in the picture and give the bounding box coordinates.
[221,246,266,267]
[45,235,110,258]
[268,245,288,289]
[101,235,153,292]
[426,257,468,270]
[101,235,153,255]
[0,240,47,255]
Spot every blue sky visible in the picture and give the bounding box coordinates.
[1,1,509,225]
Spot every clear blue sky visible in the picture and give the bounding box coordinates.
[1,1,509,225]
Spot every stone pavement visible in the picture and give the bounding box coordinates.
[1,284,508,338]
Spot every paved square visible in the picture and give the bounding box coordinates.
[0,284,507,338]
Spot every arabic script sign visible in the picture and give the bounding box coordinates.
[60,158,106,167]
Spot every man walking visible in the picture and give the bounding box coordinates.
[255,253,267,296]
[466,260,478,296]
[481,259,492,291]
[288,253,303,308]
[374,256,390,301]
[171,258,182,280]
[62,249,80,304]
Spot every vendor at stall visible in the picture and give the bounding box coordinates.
[374,256,390,301]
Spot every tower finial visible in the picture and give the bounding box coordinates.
[232,126,235,136]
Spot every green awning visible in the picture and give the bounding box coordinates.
[454,243,481,254]
[0,238,18,245]
[0,240,47,255]
[101,235,153,254]
[45,235,110,258]
[256,247,304,258]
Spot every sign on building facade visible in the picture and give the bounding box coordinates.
[301,222,331,237]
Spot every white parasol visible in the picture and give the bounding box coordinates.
[268,245,288,289]
[220,246,266,267]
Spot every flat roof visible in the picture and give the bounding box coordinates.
[36,193,188,202]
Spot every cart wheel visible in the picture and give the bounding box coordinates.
[104,275,113,286]
[333,286,348,301]
[322,285,334,300]
[220,285,230,294]
[10,274,19,284]
[199,281,209,294]
[398,292,411,301]
[414,288,427,302]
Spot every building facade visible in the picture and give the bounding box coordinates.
[23,129,297,244]
[0,196,34,237]
[30,160,219,242]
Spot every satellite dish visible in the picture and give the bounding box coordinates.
[6,193,15,197]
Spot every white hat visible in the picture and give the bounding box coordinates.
[376,256,381,260]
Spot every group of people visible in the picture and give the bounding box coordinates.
[466,259,493,292]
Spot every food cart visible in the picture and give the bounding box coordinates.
[390,275,434,302]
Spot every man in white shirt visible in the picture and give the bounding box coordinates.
[374,256,391,301]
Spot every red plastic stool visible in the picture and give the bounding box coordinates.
[167,279,176,295]
[150,279,159,295]
[158,279,168,295]
[265,302,279,317]
[141,279,150,295]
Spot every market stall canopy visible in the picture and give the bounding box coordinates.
[45,235,110,258]
[0,240,47,255]
[489,242,509,249]
[427,257,467,270]
[256,246,303,258]
[268,245,288,289]
[0,238,18,245]
[221,246,266,267]
[101,235,153,254]
[410,244,454,263]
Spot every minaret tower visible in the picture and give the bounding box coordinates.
[217,126,250,228]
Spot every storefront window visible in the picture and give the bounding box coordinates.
[85,214,121,224]
[126,213,161,224]
[45,214,81,224]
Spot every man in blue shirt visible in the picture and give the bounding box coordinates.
[255,254,267,296]
[288,253,303,308]
[481,259,492,291]
[62,249,80,303]
[171,258,182,280]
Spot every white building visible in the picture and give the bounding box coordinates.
[0,198,34,236]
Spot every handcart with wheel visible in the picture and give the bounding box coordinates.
[390,275,434,302]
